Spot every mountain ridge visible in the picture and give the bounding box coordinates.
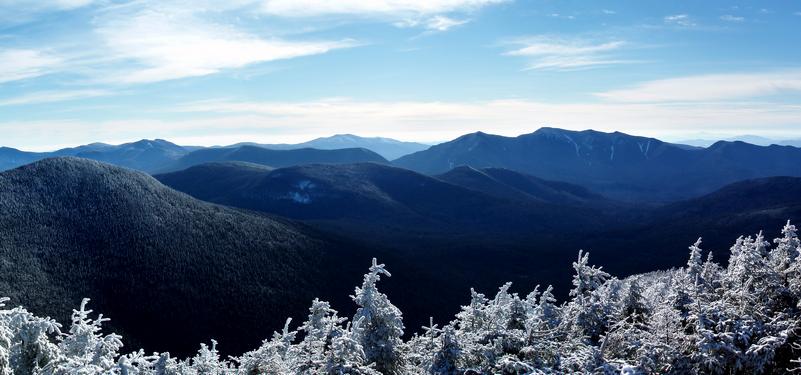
[394,128,801,202]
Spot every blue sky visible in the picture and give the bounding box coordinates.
[1,0,800,150]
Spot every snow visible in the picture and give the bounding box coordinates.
[562,133,581,157]
[287,179,316,204]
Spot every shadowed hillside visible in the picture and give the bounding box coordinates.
[0,157,364,355]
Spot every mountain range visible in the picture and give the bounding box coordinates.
[4,129,801,204]
[394,128,801,202]
[0,134,425,173]
[677,135,801,148]
[0,139,192,172]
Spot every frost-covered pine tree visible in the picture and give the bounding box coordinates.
[771,220,800,274]
[53,298,123,374]
[352,258,405,375]
[534,285,560,331]
[1,298,62,375]
[324,318,381,375]
[687,237,704,284]
[428,326,460,375]
[618,279,648,323]
[565,250,611,343]
[295,299,347,372]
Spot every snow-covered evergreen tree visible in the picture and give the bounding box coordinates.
[351,258,405,375]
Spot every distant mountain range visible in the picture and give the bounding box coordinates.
[232,134,430,160]
[0,134,426,173]
[677,135,801,148]
[4,130,801,203]
[0,139,192,172]
[393,128,801,202]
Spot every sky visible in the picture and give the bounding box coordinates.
[1,0,800,150]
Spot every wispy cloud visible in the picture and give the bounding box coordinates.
[9,0,96,10]
[720,15,745,22]
[425,15,469,31]
[596,70,801,102]
[0,49,64,83]
[504,36,636,71]
[394,15,469,32]
[664,14,695,27]
[0,89,114,106]
[257,0,508,17]
[257,0,503,33]
[94,6,356,83]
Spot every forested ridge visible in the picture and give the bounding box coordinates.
[3,222,801,374]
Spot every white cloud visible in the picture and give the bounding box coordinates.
[0,49,64,83]
[0,89,113,106]
[394,15,469,31]
[257,0,507,17]
[256,0,502,32]
[425,15,469,31]
[94,5,356,83]
[794,12,801,16]
[664,14,695,27]
[596,70,801,102]
[504,37,635,71]
[602,9,616,15]
[720,15,744,22]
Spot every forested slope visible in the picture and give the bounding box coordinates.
[2,223,800,374]
[0,157,359,355]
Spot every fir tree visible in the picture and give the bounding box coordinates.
[352,258,405,375]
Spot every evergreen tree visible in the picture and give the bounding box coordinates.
[352,258,405,375]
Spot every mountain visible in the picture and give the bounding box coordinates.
[301,134,430,160]
[677,135,781,147]
[780,139,801,148]
[0,139,192,172]
[580,176,801,278]
[160,145,388,173]
[394,128,801,202]
[156,162,615,235]
[436,166,610,207]
[237,134,430,160]
[677,135,801,148]
[66,139,189,172]
[0,157,377,356]
[0,147,42,171]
